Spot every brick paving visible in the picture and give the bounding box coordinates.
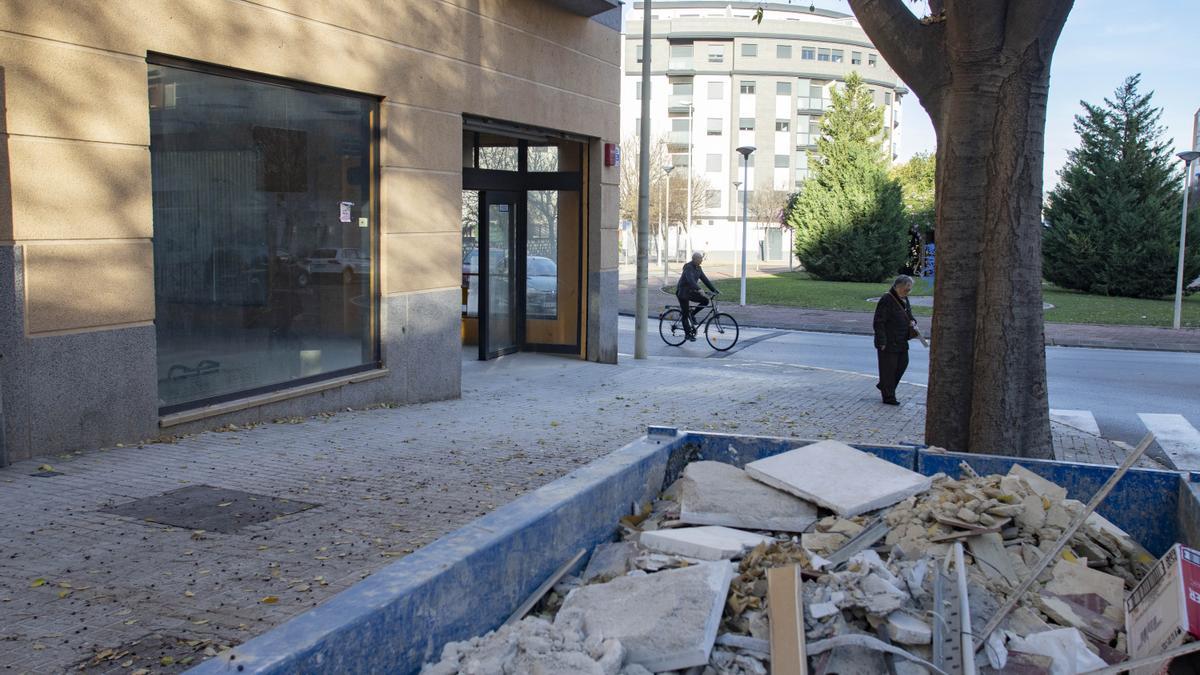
[619,265,1200,353]
[0,349,1155,673]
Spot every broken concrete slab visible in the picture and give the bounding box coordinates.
[967,532,1020,587]
[801,531,848,553]
[640,526,774,561]
[560,561,734,672]
[745,440,932,518]
[582,542,639,584]
[678,461,818,533]
[886,612,932,645]
[1008,465,1068,501]
[1043,559,1124,623]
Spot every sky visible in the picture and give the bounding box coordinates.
[876,0,1200,190]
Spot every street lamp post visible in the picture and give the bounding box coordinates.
[663,164,673,285]
[686,101,694,259]
[736,146,756,306]
[1174,150,1200,330]
[732,180,741,278]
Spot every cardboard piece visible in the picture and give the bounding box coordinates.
[1125,543,1200,675]
[767,564,808,675]
[745,440,932,518]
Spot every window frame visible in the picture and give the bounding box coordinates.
[742,43,758,57]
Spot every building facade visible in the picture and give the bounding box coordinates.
[621,1,906,264]
[0,0,622,464]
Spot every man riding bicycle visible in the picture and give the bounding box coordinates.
[675,251,719,341]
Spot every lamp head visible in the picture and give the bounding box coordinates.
[664,164,674,174]
[1179,150,1200,163]
[736,146,757,158]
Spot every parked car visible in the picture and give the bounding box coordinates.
[305,248,370,284]
[461,253,558,317]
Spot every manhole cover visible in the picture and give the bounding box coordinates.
[102,485,318,533]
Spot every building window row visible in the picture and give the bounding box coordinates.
[737,41,877,67]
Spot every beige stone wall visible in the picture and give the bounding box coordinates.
[0,0,620,335]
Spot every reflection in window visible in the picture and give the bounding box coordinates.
[462,190,480,316]
[149,60,378,411]
[527,145,560,172]
[527,191,559,319]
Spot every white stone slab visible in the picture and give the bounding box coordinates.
[1139,413,1200,470]
[560,561,734,672]
[640,526,774,561]
[744,440,932,518]
[678,460,818,532]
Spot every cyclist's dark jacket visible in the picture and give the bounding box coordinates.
[676,261,717,297]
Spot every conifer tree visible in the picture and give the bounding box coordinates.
[1044,74,1200,298]
[785,72,907,281]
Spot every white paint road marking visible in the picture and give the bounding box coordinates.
[1138,413,1200,470]
[1049,409,1101,436]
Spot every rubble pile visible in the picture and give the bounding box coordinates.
[423,441,1172,674]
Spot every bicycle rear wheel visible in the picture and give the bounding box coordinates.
[658,308,687,346]
[705,312,739,351]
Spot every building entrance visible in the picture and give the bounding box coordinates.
[461,120,587,360]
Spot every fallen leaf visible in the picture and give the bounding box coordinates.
[30,578,46,588]
[32,643,46,650]
[217,502,233,507]
[57,590,71,599]
[191,619,209,625]
[37,464,54,472]
[161,656,175,666]
[184,591,195,597]
[261,596,279,604]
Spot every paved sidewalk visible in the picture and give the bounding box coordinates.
[0,350,1153,673]
[619,266,1200,352]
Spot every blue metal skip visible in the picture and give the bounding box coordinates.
[188,429,1198,674]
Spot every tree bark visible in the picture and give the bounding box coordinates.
[848,0,1072,458]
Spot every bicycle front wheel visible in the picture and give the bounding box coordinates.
[659,308,687,346]
[705,313,739,351]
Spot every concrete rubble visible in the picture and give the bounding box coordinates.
[423,447,1169,674]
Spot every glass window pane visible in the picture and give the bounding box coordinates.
[149,62,378,410]
[477,133,519,171]
[776,45,791,59]
[776,81,791,95]
[801,46,815,60]
[818,48,830,62]
[742,43,757,57]
[740,80,755,94]
[527,145,560,172]
[832,49,844,63]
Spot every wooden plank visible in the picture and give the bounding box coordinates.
[767,564,808,675]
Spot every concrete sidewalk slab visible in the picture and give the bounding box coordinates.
[745,440,932,517]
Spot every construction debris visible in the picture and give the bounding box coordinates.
[423,442,1175,674]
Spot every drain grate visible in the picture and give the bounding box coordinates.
[102,485,318,533]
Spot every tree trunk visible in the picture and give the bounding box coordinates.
[848,0,1071,458]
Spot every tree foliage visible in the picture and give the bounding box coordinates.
[890,152,936,234]
[785,72,907,281]
[1043,75,1200,298]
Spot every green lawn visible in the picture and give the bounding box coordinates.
[711,272,1200,328]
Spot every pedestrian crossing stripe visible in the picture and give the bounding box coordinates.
[1049,409,1101,436]
[1138,413,1200,471]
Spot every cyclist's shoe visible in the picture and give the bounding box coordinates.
[686,332,697,342]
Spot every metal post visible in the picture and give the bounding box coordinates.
[736,146,755,306]
[685,102,693,260]
[634,1,653,359]
[732,180,741,275]
[1174,152,1200,330]
[662,164,672,285]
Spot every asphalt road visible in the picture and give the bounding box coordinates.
[617,315,1200,449]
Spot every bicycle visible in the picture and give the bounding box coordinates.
[658,288,740,351]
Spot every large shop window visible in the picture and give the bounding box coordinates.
[148,57,380,413]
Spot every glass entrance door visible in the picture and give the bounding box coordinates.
[480,191,521,359]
